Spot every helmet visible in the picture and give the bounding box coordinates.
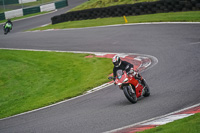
[7,19,11,23]
[112,55,121,67]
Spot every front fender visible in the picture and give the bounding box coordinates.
[123,85,135,94]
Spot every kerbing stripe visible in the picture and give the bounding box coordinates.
[105,103,200,133]
[141,114,194,125]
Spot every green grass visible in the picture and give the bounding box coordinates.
[140,113,200,133]
[29,11,200,31]
[0,11,50,24]
[0,49,113,119]
[0,9,10,13]
[70,0,158,11]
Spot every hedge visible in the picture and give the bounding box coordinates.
[51,0,200,24]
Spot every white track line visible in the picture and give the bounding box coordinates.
[190,42,200,45]
[24,22,200,33]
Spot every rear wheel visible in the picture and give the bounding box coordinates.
[123,85,137,104]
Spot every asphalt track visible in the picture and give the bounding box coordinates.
[0,2,200,133]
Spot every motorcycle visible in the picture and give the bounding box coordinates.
[108,67,150,104]
[3,23,12,35]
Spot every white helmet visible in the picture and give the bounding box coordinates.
[112,55,121,67]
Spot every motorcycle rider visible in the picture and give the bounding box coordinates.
[3,19,13,34]
[112,55,141,81]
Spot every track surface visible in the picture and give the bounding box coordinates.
[0,2,200,133]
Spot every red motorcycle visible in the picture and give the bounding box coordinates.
[109,68,150,103]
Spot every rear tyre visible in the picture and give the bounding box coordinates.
[123,85,137,104]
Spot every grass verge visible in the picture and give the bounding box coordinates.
[29,11,200,31]
[70,0,158,11]
[140,113,200,133]
[0,49,113,119]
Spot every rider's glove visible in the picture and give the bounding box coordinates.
[133,71,137,76]
[129,69,134,74]
[135,73,141,80]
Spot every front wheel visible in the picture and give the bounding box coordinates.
[123,85,137,104]
[143,79,150,97]
[4,28,8,35]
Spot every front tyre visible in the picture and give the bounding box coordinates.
[143,79,150,97]
[4,28,8,35]
[123,85,137,104]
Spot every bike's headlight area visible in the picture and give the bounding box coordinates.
[117,83,122,86]
[123,78,128,82]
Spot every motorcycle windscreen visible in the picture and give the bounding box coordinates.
[116,70,123,79]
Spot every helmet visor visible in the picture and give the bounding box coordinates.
[113,60,120,67]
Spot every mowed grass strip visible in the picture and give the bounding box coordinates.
[140,113,200,133]
[0,49,113,119]
[70,0,158,11]
[29,11,200,31]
